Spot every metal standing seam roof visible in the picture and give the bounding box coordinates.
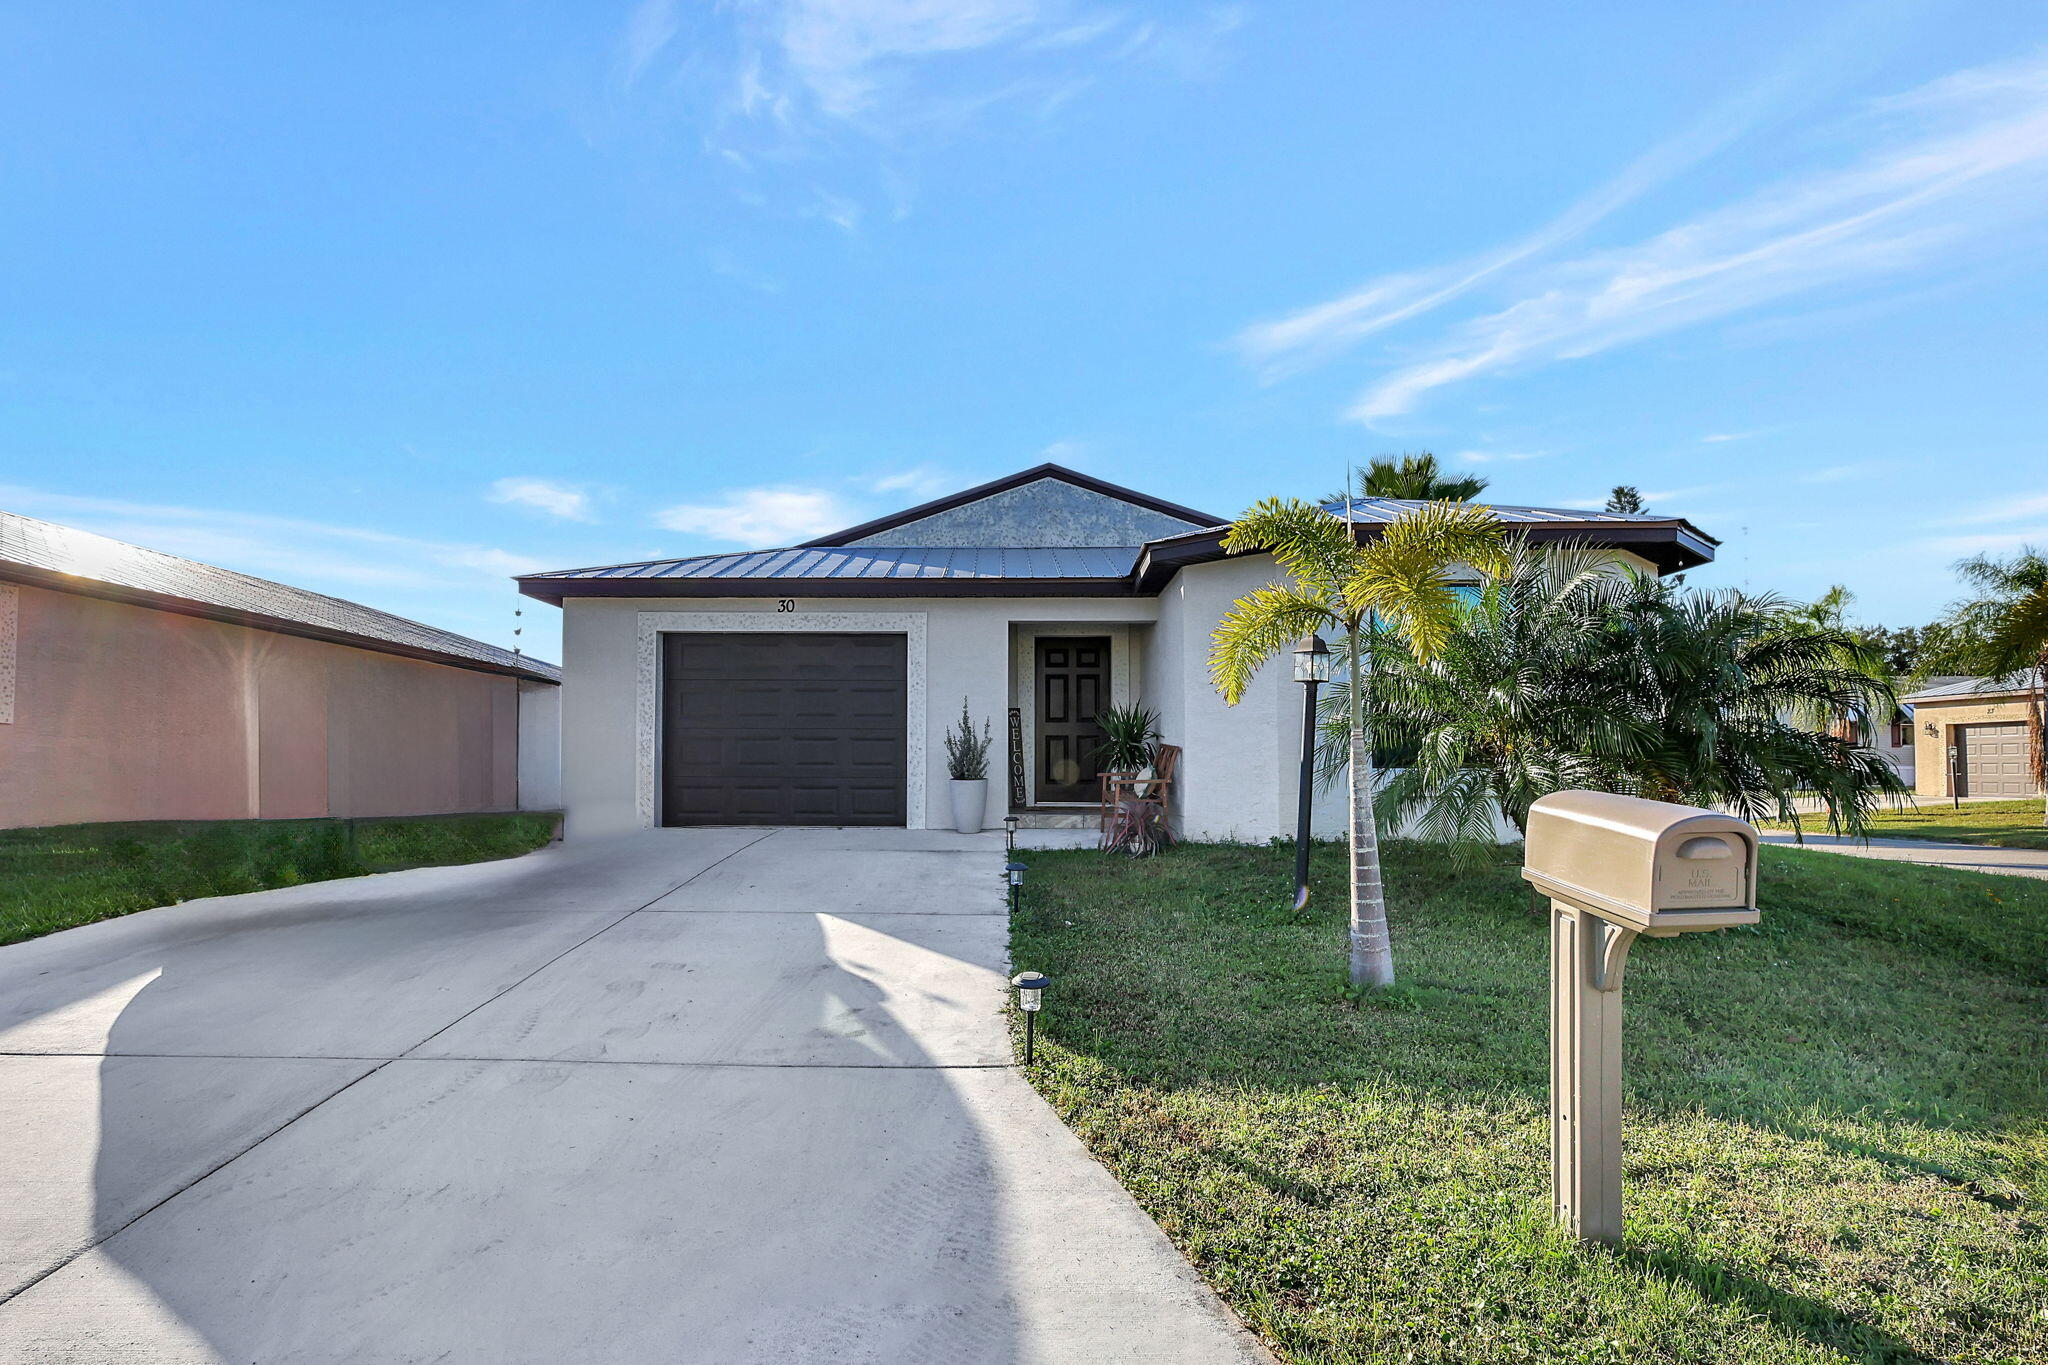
[0,509,560,683]
[1900,675,2044,704]
[521,544,1144,584]
[1317,496,1700,528]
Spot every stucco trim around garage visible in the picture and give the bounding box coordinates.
[634,610,930,830]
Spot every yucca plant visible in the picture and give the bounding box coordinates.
[1210,496,1507,989]
[1091,702,1161,773]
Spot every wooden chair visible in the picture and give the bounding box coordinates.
[1097,743,1180,835]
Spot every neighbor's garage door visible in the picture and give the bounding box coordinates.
[1957,722,2033,797]
[661,633,907,827]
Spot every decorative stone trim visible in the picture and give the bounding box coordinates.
[0,583,15,724]
[635,611,929,829]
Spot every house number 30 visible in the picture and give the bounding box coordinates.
[776,599,796,612]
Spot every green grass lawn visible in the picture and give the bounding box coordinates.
[1010,840,2047,1365]
[0,813,560,947]
[1766,800,2048,851]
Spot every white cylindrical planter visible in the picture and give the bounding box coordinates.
[950,779,989,835]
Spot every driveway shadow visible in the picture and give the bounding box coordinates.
[0,832,1038,1363]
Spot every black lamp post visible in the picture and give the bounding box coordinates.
[1291,634,1335,910]
[1011,971,1050,1064]
[1003,813,1019,853]
[1004,860,1028,914]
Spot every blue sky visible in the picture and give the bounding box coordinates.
[4,1,2046,662]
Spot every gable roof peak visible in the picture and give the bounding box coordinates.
[799,463,1226,549]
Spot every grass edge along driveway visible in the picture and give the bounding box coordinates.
[0,813,560,947]
[1010,839,2046,1365]
[1764,799,2048,852]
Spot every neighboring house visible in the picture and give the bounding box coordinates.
[1899,675,2047,798]
[516,464,1712,843]
[519,464,1716,841]
[0,510,562,830]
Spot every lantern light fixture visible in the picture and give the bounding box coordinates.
[1292,633,1335,684]
[1011,971,1051,1064]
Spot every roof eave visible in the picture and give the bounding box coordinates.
[518,574,1138,605]
[3,563,560,684]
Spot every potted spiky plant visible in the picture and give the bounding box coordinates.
[1092,702,1161,793]
[944,699,993,834]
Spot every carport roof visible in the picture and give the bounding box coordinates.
[0,508,561,683]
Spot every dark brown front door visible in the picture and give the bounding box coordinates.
[1035,636,1109,803]
[661,632,907,826]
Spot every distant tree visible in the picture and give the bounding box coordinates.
[1604,485,1644,514]
[1328,454,1488,504]
[1859,623,1948,676]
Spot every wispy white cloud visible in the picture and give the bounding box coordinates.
[1237,51,2048,423]
[1451,448,1546,465]
[489,477,595,522]
[1235,47,1822,380]
[1919,526,2048,555]
[1797,463,1869,485]
[869,465,955,498]
[656,486,855,546]
[627,3,1242,230]
[1701,431,1758,443]
[1941,490,2048,525]
[1340,53,2048,421]
[0,486,549,591]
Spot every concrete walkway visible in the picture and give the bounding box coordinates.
[1759,830,2048,881]
[0,828,1268,1364]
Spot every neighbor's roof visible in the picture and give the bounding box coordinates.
[1900,674,2044,704]
[0,509,560,683]
[519,469,1720,604]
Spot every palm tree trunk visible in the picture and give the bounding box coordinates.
[1346,622,1394,989]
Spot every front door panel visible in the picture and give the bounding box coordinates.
[1034,636,1109,803]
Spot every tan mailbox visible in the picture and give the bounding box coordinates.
[1521,791,1762,1245]
[1524,791,1759,937]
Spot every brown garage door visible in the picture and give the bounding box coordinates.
[661,633,907,827]
[1956,722,2034,797]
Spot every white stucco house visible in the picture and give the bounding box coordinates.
[518,465,1717,841]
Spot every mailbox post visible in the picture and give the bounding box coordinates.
[1521,792,1761,1245]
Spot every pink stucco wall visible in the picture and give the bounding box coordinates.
[0,581,520,829]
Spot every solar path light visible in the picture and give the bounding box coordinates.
[1521,791,1761,1245]
[1004,860,1027,914]
[1011,971,1050,1064]
[1290,634,1335,910]
[1003,813,1019,853]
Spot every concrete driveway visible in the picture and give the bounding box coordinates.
[1759,830,2048,881]
[0,828,1268,1364]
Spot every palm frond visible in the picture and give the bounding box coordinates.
[1208,583,1338,705]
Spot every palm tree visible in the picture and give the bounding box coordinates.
[1327,454,1488,504]
[1333,542,1905,841]
[1340,541,1647,837]
[1210,498,1507,988]
[1920,548,2048,823]
[1606,576,1906,833]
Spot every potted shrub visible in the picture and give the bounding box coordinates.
[1092,702,1161,794]
[944,699,994,834]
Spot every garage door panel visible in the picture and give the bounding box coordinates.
[661,633,908,827]
[1958,722,2035,797]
